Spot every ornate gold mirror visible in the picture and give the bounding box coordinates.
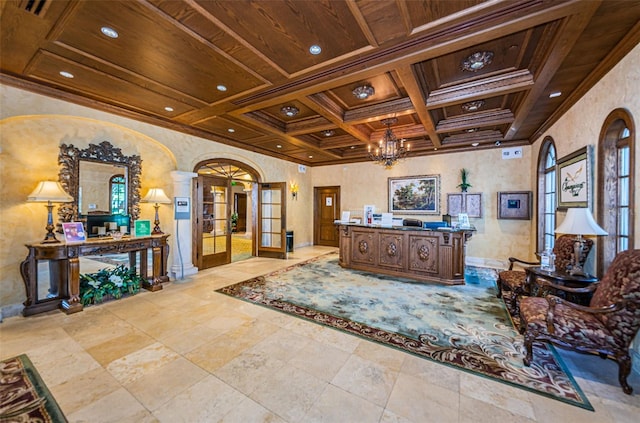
[58,141,142,223]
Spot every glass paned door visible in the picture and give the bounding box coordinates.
[258,182,286,258]
[197,175,231,268]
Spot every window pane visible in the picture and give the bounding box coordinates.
[618,208,629,234]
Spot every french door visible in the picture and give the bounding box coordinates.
[258,182,287,259]
[195,175,231,268]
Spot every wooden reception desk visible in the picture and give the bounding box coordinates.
[337,224,474,285]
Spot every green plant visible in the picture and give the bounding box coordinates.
[457,168,472,192]
[79,265,142,306]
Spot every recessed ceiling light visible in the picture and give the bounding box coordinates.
[322,130,334,137]
[228,128,235,133]
[276,144,282,149]
[309,45,321,55]
[549,91,562,98]
[352,85,375,100]
[164,106,174,112]
[100,26,119,39]
[281,105,299,117]
[59,71,74,78]
[471,142,480,147]
[350,146,355,149]
[308,155,313,158]
[495,141,501,146]
[217,85,227,92]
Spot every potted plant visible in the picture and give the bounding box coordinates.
[231,212,238,232]
[79,265,142,306]
[457,168,472,192]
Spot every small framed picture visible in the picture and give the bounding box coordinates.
[62,222,86,243]
[134,220,152,237]
[498,191,532,220]
[556,146,591,209]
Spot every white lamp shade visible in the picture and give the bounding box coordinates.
[142,188,171,204]
[555,207,608,236]
[27,181,73,203]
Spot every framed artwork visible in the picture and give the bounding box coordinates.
[134,220,151,237]
[557,146,591,209]
[447,193,482,218]
[447,194,464,217]
[498,191,532,220]
[62,222,87,243]
[388,175,440,215]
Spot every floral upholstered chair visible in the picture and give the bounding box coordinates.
[496,235,591,314]
[519,249,640,394]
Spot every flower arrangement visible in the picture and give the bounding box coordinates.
[457,168,472,192]
[79,265,143,306]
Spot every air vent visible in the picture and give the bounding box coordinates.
[20,0,50,16]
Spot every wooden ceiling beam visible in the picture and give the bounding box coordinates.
[504,1,601,140]
[436,109,515,133]
[427,70,534,108]
[395,64,441,147]
[301,94,371,143]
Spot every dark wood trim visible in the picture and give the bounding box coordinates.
[597,108,635,277]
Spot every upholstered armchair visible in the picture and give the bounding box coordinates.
[496,235,592,314]
[519,249,640,394]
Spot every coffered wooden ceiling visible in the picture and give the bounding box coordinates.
[2,0,639,166]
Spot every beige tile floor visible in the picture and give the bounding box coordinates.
[1,245,638,422]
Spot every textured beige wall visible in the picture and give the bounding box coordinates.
[533,42,640,245]
[0,86,313,311]
[312,148,534,264]
[1,43,638,318]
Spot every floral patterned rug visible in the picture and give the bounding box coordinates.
[217,252,593,410]
[0,354,67,422]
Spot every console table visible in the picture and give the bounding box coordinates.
[20,235,170,316]
[337,224,474,285]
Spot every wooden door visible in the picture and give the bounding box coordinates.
[194,175,231,269]
[234,192,247,232]
[258,182,286,259]
[314,186,340,247]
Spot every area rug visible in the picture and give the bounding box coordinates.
[217,253,593,410]
[0,354,68,422]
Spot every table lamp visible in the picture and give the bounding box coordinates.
[555,207,607,276]
[142,188,171,234]
[27,181,73,243]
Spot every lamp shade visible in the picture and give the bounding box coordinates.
[27,181,73,203]
[142,188,171,204]
[555,208,607,236]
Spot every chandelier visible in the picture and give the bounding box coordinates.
[368,118,409,168]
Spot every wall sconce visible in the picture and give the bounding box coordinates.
[290,181,298,200]
[142,188,171,234]
[27,181,73,243]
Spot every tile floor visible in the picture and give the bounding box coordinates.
[1,246,638,422]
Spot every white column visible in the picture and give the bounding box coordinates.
[169,171,198,280]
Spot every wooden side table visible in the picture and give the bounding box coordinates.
[525,266,598,305]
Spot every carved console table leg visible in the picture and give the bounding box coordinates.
[61,256,83,314]
[143,246,163,291]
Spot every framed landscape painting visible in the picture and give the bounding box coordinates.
[388,175,440,215]
[557,146,591,209]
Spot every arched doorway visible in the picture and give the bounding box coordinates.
[193,160,259,269]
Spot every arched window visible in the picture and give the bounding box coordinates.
[537,137,556,252]
[597,109,635,273]
[110,174,126,215]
